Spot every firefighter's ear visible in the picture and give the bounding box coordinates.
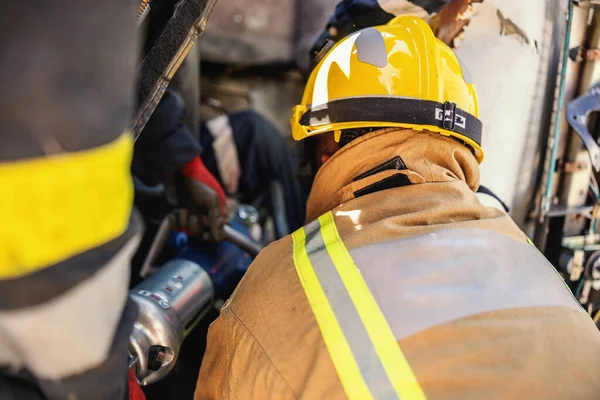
[316,132,340,168]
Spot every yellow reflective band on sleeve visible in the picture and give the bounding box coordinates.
[318,212,426,400]
[0,134,134,278]
[291,226,374,399]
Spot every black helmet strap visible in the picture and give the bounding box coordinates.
[299,96,482,149]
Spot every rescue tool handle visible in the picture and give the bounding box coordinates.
[140,212,263,278]
[223,224,262,257]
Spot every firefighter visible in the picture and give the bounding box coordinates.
[133,92,306,240]
[196,16,600,399]
[135,2,306,241]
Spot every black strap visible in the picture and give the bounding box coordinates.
[300,96,482,148]
[477,185,510,212]
[133,0,216,140]
[353,156,407,181]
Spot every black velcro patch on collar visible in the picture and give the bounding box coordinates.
[353,173,411,198]
[353,156,407,182]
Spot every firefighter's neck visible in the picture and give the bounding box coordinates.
[306,128,481,222]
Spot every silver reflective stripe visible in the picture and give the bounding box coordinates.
[303,219,399,400]
[351,228,584,341]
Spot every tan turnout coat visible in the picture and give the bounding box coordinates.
[196,129,600,400]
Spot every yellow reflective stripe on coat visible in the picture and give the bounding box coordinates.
[292,212,426,400]
[292,225,373,399]
[0,134,133,278]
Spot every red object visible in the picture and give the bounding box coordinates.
[128,369,146,400]
[181,156,226,213]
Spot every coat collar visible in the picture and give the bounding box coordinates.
[306,128,480,222]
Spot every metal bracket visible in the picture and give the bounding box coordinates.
[564,160,589,173]
[563,232,600,250]
[569,46,600,62]
[547,205,593,218]
[443,101,457,131]
[571,249,585,281]
[566,83,600,171]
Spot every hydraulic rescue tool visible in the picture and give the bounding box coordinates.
[128,206,262,385]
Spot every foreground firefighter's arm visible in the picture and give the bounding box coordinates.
[0,1,142,398]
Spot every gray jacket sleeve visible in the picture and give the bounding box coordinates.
[0,1,142,399]
[133,89,202,185]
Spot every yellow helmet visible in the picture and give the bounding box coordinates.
[290,15,483,162]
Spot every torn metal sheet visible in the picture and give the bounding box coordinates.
[132,0,218,139]
[431,0,535,50]
[429,0,483,46]
[497,9,531,45]
[450,0,545,223]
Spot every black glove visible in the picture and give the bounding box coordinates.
[176,176,226,242]
[174,155,227,242]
